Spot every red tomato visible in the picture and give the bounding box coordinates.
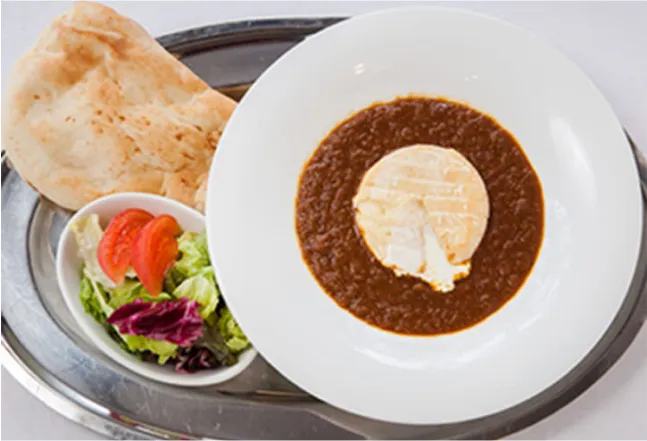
[131,215,181,296]
[97,209,154,284]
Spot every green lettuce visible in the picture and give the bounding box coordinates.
[120,335,178,364]
[216,307,250,353]
[82,268,114,317]
[173,274,220,320]
[79,275,107,323]
[200,324,236,367]
[198,266,217,287]
[109,280,171,309]
[174,231,210,278]
[163,267,185,294]
[167,231,221,326]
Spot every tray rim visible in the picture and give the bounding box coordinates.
[2,16,646,440]
[156,16,345,55]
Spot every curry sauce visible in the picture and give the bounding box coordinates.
[296,97,544,336]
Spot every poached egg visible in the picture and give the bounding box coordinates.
[353,144,490,292]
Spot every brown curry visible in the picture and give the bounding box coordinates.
[296,97,544,336]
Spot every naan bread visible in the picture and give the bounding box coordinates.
[353,144,489,291]
[2,2,235,211]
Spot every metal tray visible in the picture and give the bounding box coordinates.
[2,18,646,440]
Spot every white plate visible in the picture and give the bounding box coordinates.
[206,7,642,424]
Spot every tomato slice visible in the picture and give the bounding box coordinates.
[131,215,181,296]
[97,209,154,284]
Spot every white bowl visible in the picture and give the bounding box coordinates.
[206,7,643,424]
[57,192,257,387]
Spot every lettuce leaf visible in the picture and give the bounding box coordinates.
[167,231,221,324]
[71,215,117,289]
[110,280,171,309]
[174,347,222,373]
[120,335,178,364]
[200,323,236,366]
[107,298,203,347]
[172,274,220,320]
[197,266,217,287]
[164,231,214,296]
[174,231,210,278]
[82,268,115,317]
[163,266,185,294]
[216,307,250,353]
[79,275,106,323]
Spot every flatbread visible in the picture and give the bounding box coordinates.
[353,144,489,290]
[2,2,235,212]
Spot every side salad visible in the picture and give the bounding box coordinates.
[72,208,250,373]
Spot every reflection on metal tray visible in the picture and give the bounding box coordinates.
[2,18,646,440]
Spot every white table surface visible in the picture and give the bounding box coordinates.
[1,1,646,440]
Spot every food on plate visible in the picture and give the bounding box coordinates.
[296,96,543,336]
[353,144,489,292]
[1,2,236,212]
[130,215,181,296]
[72,209,250,372]
[97,209,154,284]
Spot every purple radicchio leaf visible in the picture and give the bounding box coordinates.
[107,297,203,347]
[174,347,218,373]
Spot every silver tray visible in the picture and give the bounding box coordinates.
[2,18,646,440]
